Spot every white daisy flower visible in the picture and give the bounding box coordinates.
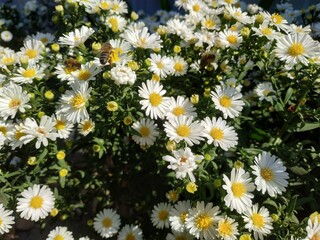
[8,122,26,150]
[287,24,311,35]
[59,25,95,47]
[93,208,121,239]
[0,83,31,120]
[79,237,91,240]
[55,62,79,82]
[11,62,46,84]
[211,84,245,119]
[166,96,197,120]
[0,51,18,68]
[138,80,169,120]
[243,204,273,240]
[104,15,127,33]
[28,32,55,45]
[20,116,58,149]
[163,147,202,182]
[225,5,252,24]
[252,23,282,40]
[222,168,255,214]
[117,224,143,240]
[110,65,136,86]
[305,217,320,240]
[78,118,95,136]
[121,26,162,49]
[166,230,194,240]
[251,152,289,197]
[0,120,13,144]
[18,39,45,62]
[185,201,221,240]
[132,118,159,147]
[201,117,238,151]
[166,18,194,41]
[56,81,92,123]
[254,82,276,102]
[217,216,239,240]
[169,200,192,232]
[1,30,13,42]
[262,12,288,31]
[109,38,132,65]
[148,53,174,79]
[0,133,5,149]
[0,203,15,235]
[46,226,74,240]
[172,56,188,77]
[201,15,221,30]
[274,33,320,67]
[71,62,101,82]
[218,29,243,49]
[52,114,74,139]
[164,116,204,146]
[16,184,55,222]
[110,0,128,15]
[151,202,172,229]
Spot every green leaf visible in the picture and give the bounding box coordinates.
[284,87,293,105]
[59,176,66,188]
[274,102,284,112]
[287,195,298,216]
[0,189,9,207]
[295,122,320,132]
[38,148,48,161]
[263,199,278,209]
[290,166,309,175]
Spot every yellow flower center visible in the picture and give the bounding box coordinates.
[261,27,273,35]
[156,61,164,69]
[25,49,37,59]
[0,126,7,136]
[193,4,200,12]
[262,89,271,96]
[22,68,36,78]
[40,37,48,43]
[231,182,246,198]
[219,95,232,107]
[176,124,190,137]
[195,213,213,230]
[102,218,112,228]
[149,92,162,106]
[204,19,215,28]
[0,218,2,226]
[110,48,123,63]
[1,57,15,65]
[139,37,146,47]
[227,35,238,44]
[260,168,274,181]
[288,43,305,57]
[109,17,119,32]
[54,235,64,240]
[180,212,187,223]
[174,62,183,72]
[9,98,21,109]
[210,128,224,140]
[100,2,109,10]
[271,13,283,24]
[65,66,77,74]
[78,69,92,81]
[218,220,233,236]
[224,0,232,3]
[29,195,44,209]
[172,106,185,116]
[70,94,85,109]
[158,210,168,221]
[15,130,26,140]
[125,233,135,240]
[82,121,93,132]
[311,234,320,240]
[112,3,119,11]
[139,126,150,137]
[55,120,66,130]
[176,236,186,240]
[251,213,265,228]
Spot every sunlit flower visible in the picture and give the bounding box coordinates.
[1,30,13,42]
[16,184,55,222]
[132,118,159,147]
[151,202,172,229]
[19,39,45,62]
[121,26,162,49]
[28,32,55,45]
[243,204,273,240]
[201,116,238,151]
[185,201,221,239]
[138,80,169,119]
[164,116,204,146]
[71,62,101,82]
[275,33,320,66]
[166,96,197,120]
[52,114,74,139]
[225,5,252,24]
[0,50,18,68]
[0,83,31,120]
[104,15,127,33]
[56,81,92,123]
[46,226,74,240]
[222,168,255,214]
[171,55,188,76]
[251,152,289,197]
[254,82,276,102]
[166,230,194,240]
[148,53,173,78]
[217,216,239,240]
[0,203,15,235]
[21,115,58,149]
[218,29,243,49]
[93,209,121,239]
[305,217,320,240]
[169,200,192,232]
[110,64,136,85]
[78,118,95,136]
[8,121,26,150]
[59,25,95,47]
[117,224,143,240]
[211,84,245,119]
[11,62,46,84]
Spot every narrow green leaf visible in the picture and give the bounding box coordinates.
[296,122,320,132]
[284,87,293,105]
[287,195,298,216]
[274,102,284,112]
[59,176,66,188]
[290,166,309,175]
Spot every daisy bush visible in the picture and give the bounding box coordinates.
[0,0,320,239]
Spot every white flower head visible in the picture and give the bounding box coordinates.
[71,62,101,82]
[0,203,15,235]
[251,152,289,197]
[163,147,202,182]
[151,202,172,229]
[166,96,197,120]
[121,26,162,49]
[93,208,121,239]
[110,65,136,86]
[168,200,192,232]
[132,118,159,147]
[217,216,239,240]
[148,53,174,78]
[59,25,95,47]
[46,226,74,240]
[16,184,55,222]
[117,224,143,240]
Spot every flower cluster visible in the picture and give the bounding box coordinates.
[0,0,319,239]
